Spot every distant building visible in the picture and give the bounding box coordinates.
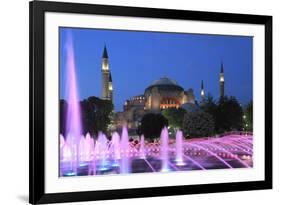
[115,77,196,131]
[144,77,195,112]
[123,95,145,111]
[98,46,225,133]
[115,95,146,130]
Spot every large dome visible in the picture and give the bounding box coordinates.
[145,77,184,92]
[151,77,178,86]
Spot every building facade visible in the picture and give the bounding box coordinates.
[144,77,195,112]
[115,77,196,131]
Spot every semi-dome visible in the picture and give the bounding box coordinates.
[145,77,184,92]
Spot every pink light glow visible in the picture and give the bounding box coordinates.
[62,32,82,175]
[60,127,253,176]
[65,32,82,137]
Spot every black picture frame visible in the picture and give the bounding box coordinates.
[29,1,272,204]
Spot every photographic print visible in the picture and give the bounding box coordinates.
[59,27,253,177]
[30,1,272,203]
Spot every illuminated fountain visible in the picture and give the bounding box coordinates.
[139,135,146,159]
[79,133,94,162]
[111,132,121,167]
[61,32,83,176]
[120,126,131,174]
[160,127,170,172]
[95,132,109,171]
[175,130,185,166]
[60,127,253,176]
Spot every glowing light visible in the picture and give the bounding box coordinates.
[60,125,253,176]
[65,172,76,176]
[175,130,185,166]
[201,90,205,96]
[160,127,170,171]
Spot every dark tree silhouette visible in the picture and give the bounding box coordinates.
[139,113,168,141]
[80,96,113,136]
[215,96,243,133]
[161,107,186,129]
[244,101,253,131]
[182,111,215,137]
[59,99,68,137]
[200,93,217,120]
[60,96,113,138]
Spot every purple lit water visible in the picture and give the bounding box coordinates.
[61,32,82,176]
[111,132,121,166]
[59,32,253,177]
[160,127,170,172]
[60,128,253,176]
[120,126,131,173]
[139,135,146,159]
[175,130,185,166]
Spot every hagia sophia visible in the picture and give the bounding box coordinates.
[100,46,225,132]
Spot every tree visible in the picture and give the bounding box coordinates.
[200,94,217,120]
[80,96,113,136]
[161,108,186,130]
[243,101,253,131]
[139,113,168,141]
[60,96,113,137]
[182,111,215,137]
[215,96,243,133]
[59,99,68,137]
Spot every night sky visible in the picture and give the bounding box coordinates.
[59,27,253,112]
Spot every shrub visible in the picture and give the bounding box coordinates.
[215,96,243,133]
[161,107,186,129]
[139,113,168,141]
[182,111,214,137]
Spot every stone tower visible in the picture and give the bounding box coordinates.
[108,72,113,101]
[101,46,110,100]
[201,80,205,100]
[220,62,225,98]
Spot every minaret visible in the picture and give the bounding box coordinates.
[108,72,113,101]
[102,46,110,100]
[220,62,225,98]
[201,80,205,100]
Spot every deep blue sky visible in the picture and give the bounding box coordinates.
[60,27,253,112]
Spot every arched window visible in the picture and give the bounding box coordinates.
[160,97,180,109]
